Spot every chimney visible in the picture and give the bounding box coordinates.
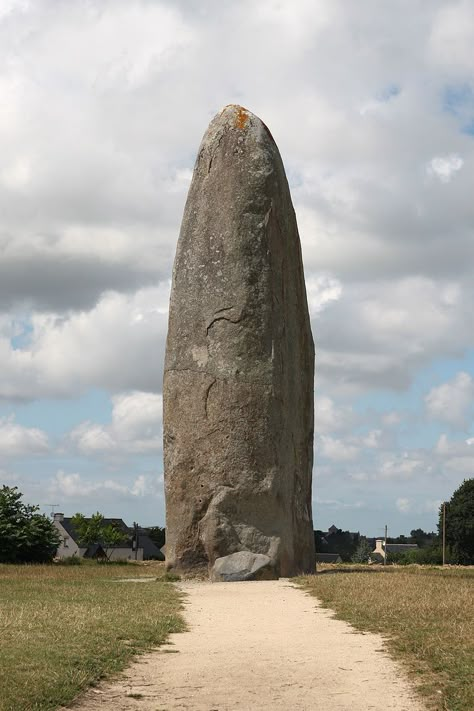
[375,538,384,553]
[53,512,64,522]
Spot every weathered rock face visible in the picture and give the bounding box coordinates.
[163,104,315,577]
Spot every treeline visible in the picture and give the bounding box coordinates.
[326,478,474,566]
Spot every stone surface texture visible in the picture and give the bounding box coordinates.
[211,551,276,582]
[163,104,315,577]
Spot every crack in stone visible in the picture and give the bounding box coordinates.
[206,313,243,335]
[206,130,225,174]
[204,378,217,418]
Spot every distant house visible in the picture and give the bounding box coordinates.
[53,514,164,561]
[372,539,418,561]
[316,553,342,563]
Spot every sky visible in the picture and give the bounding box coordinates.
[1,0,474,536]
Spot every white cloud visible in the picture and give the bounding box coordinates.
[382,412,401,426]
[427,154,464,183]
[69,391,162,457]
[362,430,383,449]
[0,1,473,402]
[396,497,412,513]
[378,453,426,481]
[0,416,49,456]
[315,277,473,392]
[315,496,365,510]
[423,499,442,514]
[50,470,162,499]
[130,474,147,497]
[314,395,353,434]
[306,274,343,315]
[318,435,359,462]
[0,285,170,400]
[435,433,474,456]
[0,0,29,22]
[434,433,474,474]
[69,424,116,455]
[425,372,474,427]
[429,2,474,72]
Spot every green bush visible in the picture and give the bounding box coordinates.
[389,547,445,565]
[351,539,372,563]
[0,486,61,563]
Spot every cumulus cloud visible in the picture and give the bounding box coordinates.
[0,230,173,312]
[425,372,474,427]
[396,497,412,513]
[306,274,343,314]
[50,470,162,499]
[434,433,474,473]
[426,154,464,183]
[0,285,169,400]
[69,391,163,456]
[0,416,49,457]
[315,278,474,392]
[315,497,365,510]
[0,2,194,313]
[318,435,359,462]
[382,412,401,426]
[0,1,473,399]
[314,395,353,434]
[429,2,474,72]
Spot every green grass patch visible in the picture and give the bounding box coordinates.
[297,565,474,711]
[0,561,185,711]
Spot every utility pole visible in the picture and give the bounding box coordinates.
[442,503,446,566]
[384,524,388,567]
[133,522,139,561]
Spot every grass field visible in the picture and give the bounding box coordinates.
[298,565,474,711]
[0,562,184,711]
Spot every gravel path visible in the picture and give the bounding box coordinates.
[69,579,426,711]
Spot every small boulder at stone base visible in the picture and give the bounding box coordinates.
[211,551,277,582]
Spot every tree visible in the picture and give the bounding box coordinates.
[313,530,327,551]
[325,528,360,562]
[409,528,439,548]
[351,538,372,563]
[146,526,165,548]
[0,486,61,563]
[71,512,127,561]
[439,478,474,565]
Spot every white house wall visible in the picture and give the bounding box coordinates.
[54,520,81,558]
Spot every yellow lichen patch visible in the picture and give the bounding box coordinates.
[235,106,249,130]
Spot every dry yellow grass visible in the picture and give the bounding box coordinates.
[0,562,184,711]
[298,565,474,711]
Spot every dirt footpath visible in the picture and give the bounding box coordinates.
[71,579,425,711]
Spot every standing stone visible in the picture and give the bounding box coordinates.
[163,105,315,578]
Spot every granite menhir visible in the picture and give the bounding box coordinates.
[163,105,315,578]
